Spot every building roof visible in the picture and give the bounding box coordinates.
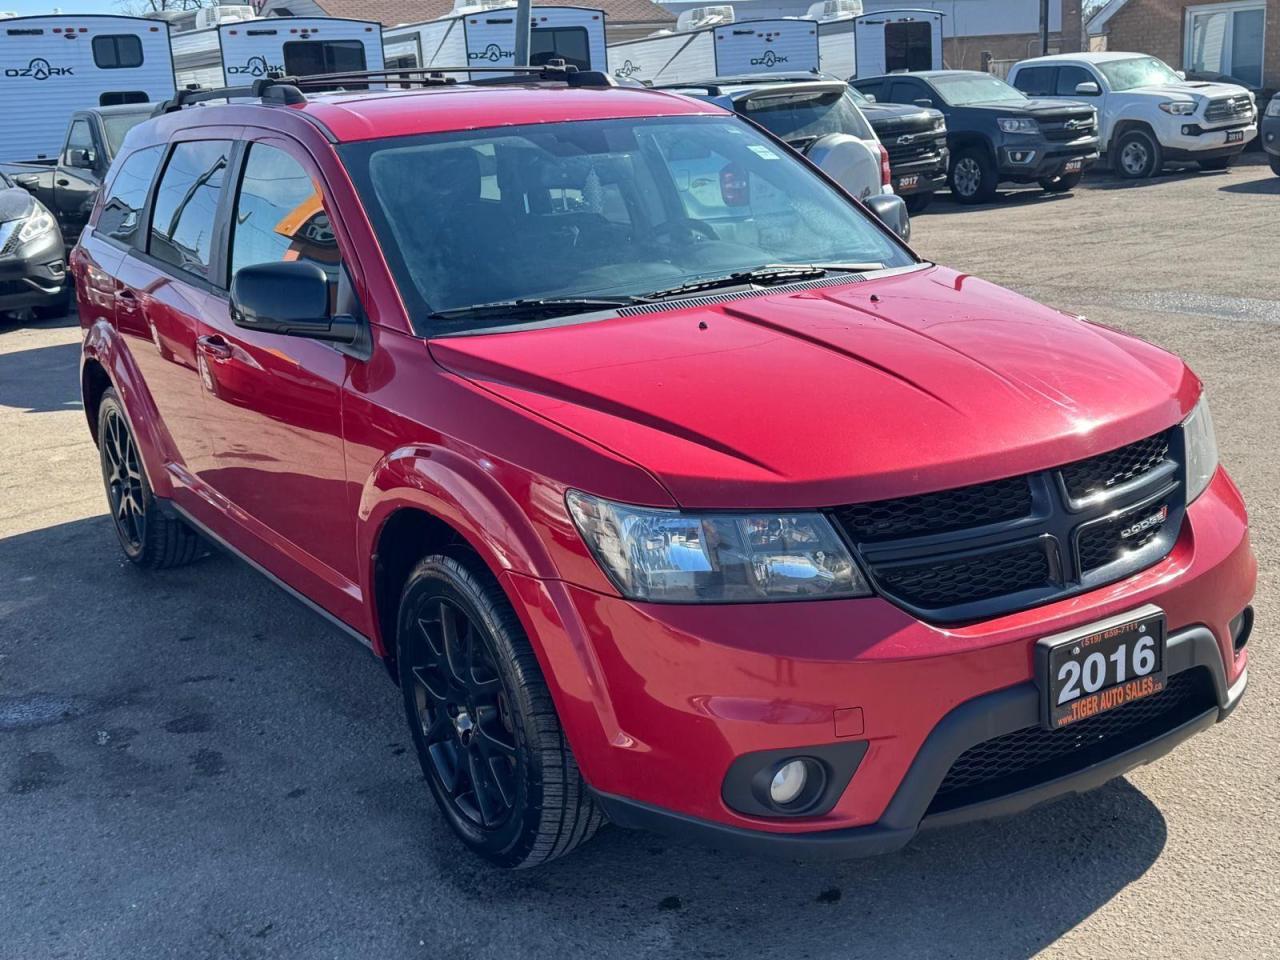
[1086,0,1131,37]
[283,0,675,27]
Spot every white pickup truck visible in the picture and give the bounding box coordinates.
[1007,52,1257,179]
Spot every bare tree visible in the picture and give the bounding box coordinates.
[116,0,209,15]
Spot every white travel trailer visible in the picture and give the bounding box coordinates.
[817,7,943,80]
[173,17,383,90]
[383,3,607,77]
[606,12,819,85]
[0,15,175,161]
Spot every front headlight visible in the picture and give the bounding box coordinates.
[1158,100,1196,115]
[1266,97,1280,118]
[566,491,871,603]
[17,207,56,244]
[997,117,1039,134]
[1183,396,1218,503]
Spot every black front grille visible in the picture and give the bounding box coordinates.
[1040,116,1096,141]
[1060,431,1170,501]
[1205,95,1254,123]
[835,476,1031,542]
[832,428,1185,621]
[879,542,1051,608]
[885,134,947,164]
[0,279,27,296]
[928,668,1215,814]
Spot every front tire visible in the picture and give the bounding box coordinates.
[949,148,997,203]
[397,551,604,868]
[1197,156,1234,171]
[1039,171,1082,193]
[1271,155,1280,177]
[1113,128,1162,179]
[96,388,203,568]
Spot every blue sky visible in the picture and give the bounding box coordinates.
[6,0,126,15]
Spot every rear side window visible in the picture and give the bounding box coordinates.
[149,140,232,282]
[93,35,144,69]
[99,144,164,246]
[229,143,341,288]
[1056,65,1097,95]
[530,26,590,70]
[1012,65,1055,96]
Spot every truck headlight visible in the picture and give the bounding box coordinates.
[566,491,871,603]
[18,208,57,244]
[1158,100,1196,115]
[1183,396,1218,503]
[1266,97,1280,118]
[997,117,1039,134]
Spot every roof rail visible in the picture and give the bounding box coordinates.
[152,76,305,115]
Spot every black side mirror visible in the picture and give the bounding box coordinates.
[864,193,911,243]
[67,148,95,169]
[230,261,360,343]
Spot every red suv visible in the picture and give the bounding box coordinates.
[72,70,1254,868]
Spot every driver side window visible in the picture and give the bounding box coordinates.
[65,119,96,167]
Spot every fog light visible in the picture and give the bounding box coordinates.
[769,760,808,805]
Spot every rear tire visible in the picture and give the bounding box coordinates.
[397,551,604,868]
[1113,128,1162,179]
[1197,156,1234,171]
[949,148,997,203]
[96,389,203,568]
[1039,171,1082,193]
[904,192,934,214]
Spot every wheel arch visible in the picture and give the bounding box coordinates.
[81,356,112,444]
[949,132,995,164]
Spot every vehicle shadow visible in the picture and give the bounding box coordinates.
[1219,176,1280,195]
[0,515,1169,959]
[0,340,82,414]
[927,189,1078,215]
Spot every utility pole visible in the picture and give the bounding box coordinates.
[514,0,532,66]
[1040,0,1050,55]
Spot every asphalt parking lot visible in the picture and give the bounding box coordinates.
[2,158,1277,960]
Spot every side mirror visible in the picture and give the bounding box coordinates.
[1074,81,1101,95]
[863,92,877,102]
[1175,70,1186,81]
[67,148,95,169]
[229,261,359,343]
[913,98,934,108]
[864,193,911,243]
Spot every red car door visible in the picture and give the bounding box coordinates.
[188,135,360,621]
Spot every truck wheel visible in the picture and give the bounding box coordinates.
[1197,156,1234,171]
[1039,172,1082,193]
[397,551,605,868]
[949,148,997,203]
[1271,155,1280,177]
[97,389,203,568]
[904,192,933,214]
[1113,129,1162,179]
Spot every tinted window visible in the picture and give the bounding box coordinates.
[283,40,367,89]
[65,120,97,165]
[851,79,883,100]
[884,20,932,72]
[340,116,913,331]
[229,143,341,289]
[887,79,925,104]
[530,26,590,70]
[149,141,232,281]
[101,111,149,152]
[100,91,149,107]
[1056,65,1097,95]
[1012,65,1055,96]
[93,34,144,69]
[740,88,875,143]
[98,145,163,246]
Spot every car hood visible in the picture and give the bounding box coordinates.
[429,266,1198,510]
[0,186,35,224]
[965,99,1095,119]
[1128,81,1252,101]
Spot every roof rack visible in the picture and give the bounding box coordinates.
[151,61,621,115]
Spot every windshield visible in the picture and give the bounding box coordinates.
[931,74,1028,106]
[739,88,876,143]
[1096,56,1182,91]
[102,113,150,155]
[340,115,913,333]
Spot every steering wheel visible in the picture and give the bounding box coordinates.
[650,219,720,245]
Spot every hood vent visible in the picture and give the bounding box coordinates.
[616,272,868,316]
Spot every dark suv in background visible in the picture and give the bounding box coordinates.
[853,70,1098,203]
[847,86,948,212]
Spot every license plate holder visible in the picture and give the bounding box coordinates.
[1063,158,1083,174]
[1225,129,1244,144]
[1037,606,1167,730]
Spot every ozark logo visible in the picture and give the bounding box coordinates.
[469,43,512,62]
[614,59,641,78]
[1120,505,1168,540]
[5,57,73,80]
[750,50,788,68]
[227,55,281,77]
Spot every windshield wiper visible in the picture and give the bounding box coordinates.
[428,296,645,324]
[640,263,883,302]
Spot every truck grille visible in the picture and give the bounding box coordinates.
[1040,114,1097,141]
[1205,94,1254,123]
[832,427,1184,622]
[927,668,1215,814]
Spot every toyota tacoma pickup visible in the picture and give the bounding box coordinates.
[853,70,1098,203]
[71,68,1253,868]
[1,103,153,248]
[1008,53,1257,179]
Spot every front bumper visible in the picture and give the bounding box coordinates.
[997,137,1100,181]
[1159,118,1257,159]
[509,468,1253,855]
[0,233,67,311]
[888,149,949,196]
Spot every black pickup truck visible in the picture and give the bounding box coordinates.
[846,87,948,212]
[852,70,1099,204]
[1,103,153,248]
